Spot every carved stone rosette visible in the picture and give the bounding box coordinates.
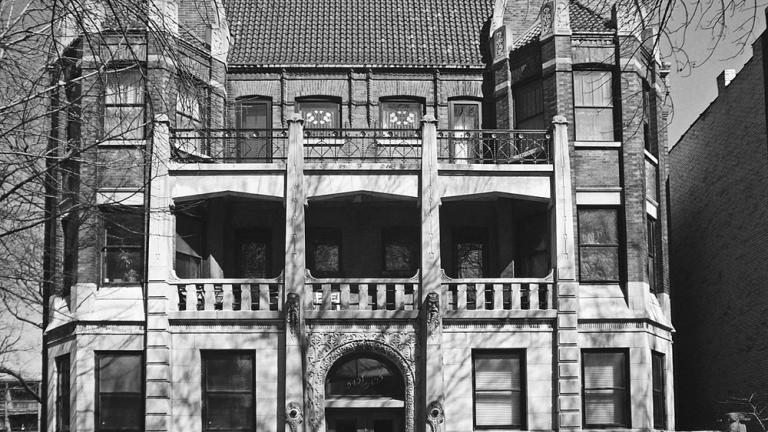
[285,401,303,432]
[426,401,445,432]
[305,331,416,432]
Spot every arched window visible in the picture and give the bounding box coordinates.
[325,354,404,400]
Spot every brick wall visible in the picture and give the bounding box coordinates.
[669,35,768,429]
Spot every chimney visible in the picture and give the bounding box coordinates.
[717,69,737,94]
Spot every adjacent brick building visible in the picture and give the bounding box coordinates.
[44,0,675,431]
[669,26,768,430]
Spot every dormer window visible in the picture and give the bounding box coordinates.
[380,98,423,129]
[298,97,340,129]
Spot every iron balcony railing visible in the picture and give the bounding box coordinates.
[303,128,421,162]
[169,128,552,164]
[437,129,551,164]
[171,128,288,162]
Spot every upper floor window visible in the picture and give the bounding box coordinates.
[380,98,423,129]
[103,68,145,140]
[202,351,254,432]
[643,83,657,155]
[235,97,273,161]
[382,227,418,277]
[176,80,207,130]
[453,228,487,279]
[582,350,629,428]
[578,208,620,282]
[56,354,71,432]
[307,228,342,278]
[473,351,525,429]
[647,216,660,292]
[573,71,613,141]
[298,97,340,129]
[96,353,143,432]
[102,209,144,284]
[514,80,544,129]
[449,99,481,130]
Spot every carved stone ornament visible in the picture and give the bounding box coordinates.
[493,27,506,60]
[554,0,571,32]
[286,402,304,432]
[286,293,300,335]
[426,401,445,432]
[540,2,554,39]
[426,292,440,332]
[305,332,416,432]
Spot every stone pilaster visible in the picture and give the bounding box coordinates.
[552,116,581,431]
[419,115,445,432]
[284,114,307,432]
[145,115,174,432]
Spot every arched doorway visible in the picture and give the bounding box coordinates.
[324,353,405,432]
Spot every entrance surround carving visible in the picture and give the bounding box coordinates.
[305,331,416,432]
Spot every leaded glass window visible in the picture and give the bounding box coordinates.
[381,100,422,129]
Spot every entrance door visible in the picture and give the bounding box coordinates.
[326,409,404,432]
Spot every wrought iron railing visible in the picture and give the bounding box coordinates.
[304,128,421,162]
[437,129,551,164]
[170,128,288,162]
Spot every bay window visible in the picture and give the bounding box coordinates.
[578,208,620,282]
[102,209,144,284]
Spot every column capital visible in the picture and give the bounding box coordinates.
[287,113,304,125]
[421,114,438,125]
[552,115,569,125]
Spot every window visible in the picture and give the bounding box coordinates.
[380,99,423,129]
[446,99,481,162]
[176,82,206,130]
[514,80,544,129]
[449,100,481,130]
[102,209,144,284]
[643,83,656,155]
[645,157,659,202]
[582,350,629,428]
[175,213,204,279]
[56,355,71,432]
[574,71,613,141]
[473,351,525,429]
[578,208,620,282]
[454,228,487,278]
[326,354,404,399]
[96,353,143,432]
[236,229,271,278]
[202,351,254,432]
[307,228,342,277]
[652,351,666,429]
[382,227,419,277]
[103,68,145,140]
[647,216,660,293]
[299,98,340,129]
[236,98,272,161]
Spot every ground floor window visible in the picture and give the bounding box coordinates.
[96,352,143,432]
[56,354,71,432]
[473,351,525,429]
[202,351,255,432]
[582,350,629,428]
[652,351,666,429]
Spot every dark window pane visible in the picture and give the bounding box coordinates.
[239,242,268,278]
[652,352,666,428]
[205,355,253,391]
[457,242,484,278]
[383,228,418,276]
[514,81,544,129]
[56,355,71,432]
[105,214,144,246]
[98,355,142,393]
[237,101,272,161]
[205,394,254,430]
[104,248,143,283]
[99,394,143,430]
[381,101,422,129]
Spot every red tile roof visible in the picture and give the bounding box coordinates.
[225,0,495,67]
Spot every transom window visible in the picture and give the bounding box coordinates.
[202,351,255,432]
[473,351,525,429]
[96,353,143,432]
[325,354,404,400]
[299,98,340,129]
[578,208,620,282]
[582,350,629,428]
[103,68,145,140]
[573,71,614,141]
[380,99,423,129]
[102,209,144,284]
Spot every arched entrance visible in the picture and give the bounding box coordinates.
[324,353,405,432]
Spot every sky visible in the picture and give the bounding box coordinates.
[666,3,768,145]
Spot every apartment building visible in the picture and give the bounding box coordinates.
[44,0,674,431]
[1,378,41,432]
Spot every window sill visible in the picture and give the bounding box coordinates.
[574,141,622,148]
[98,139,147,147]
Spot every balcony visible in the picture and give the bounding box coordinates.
[169,126,551,165]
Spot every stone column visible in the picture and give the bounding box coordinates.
[284,114,307,432]
[551,116,581,431]
[145,114,175,432]
[419,115,445,432]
